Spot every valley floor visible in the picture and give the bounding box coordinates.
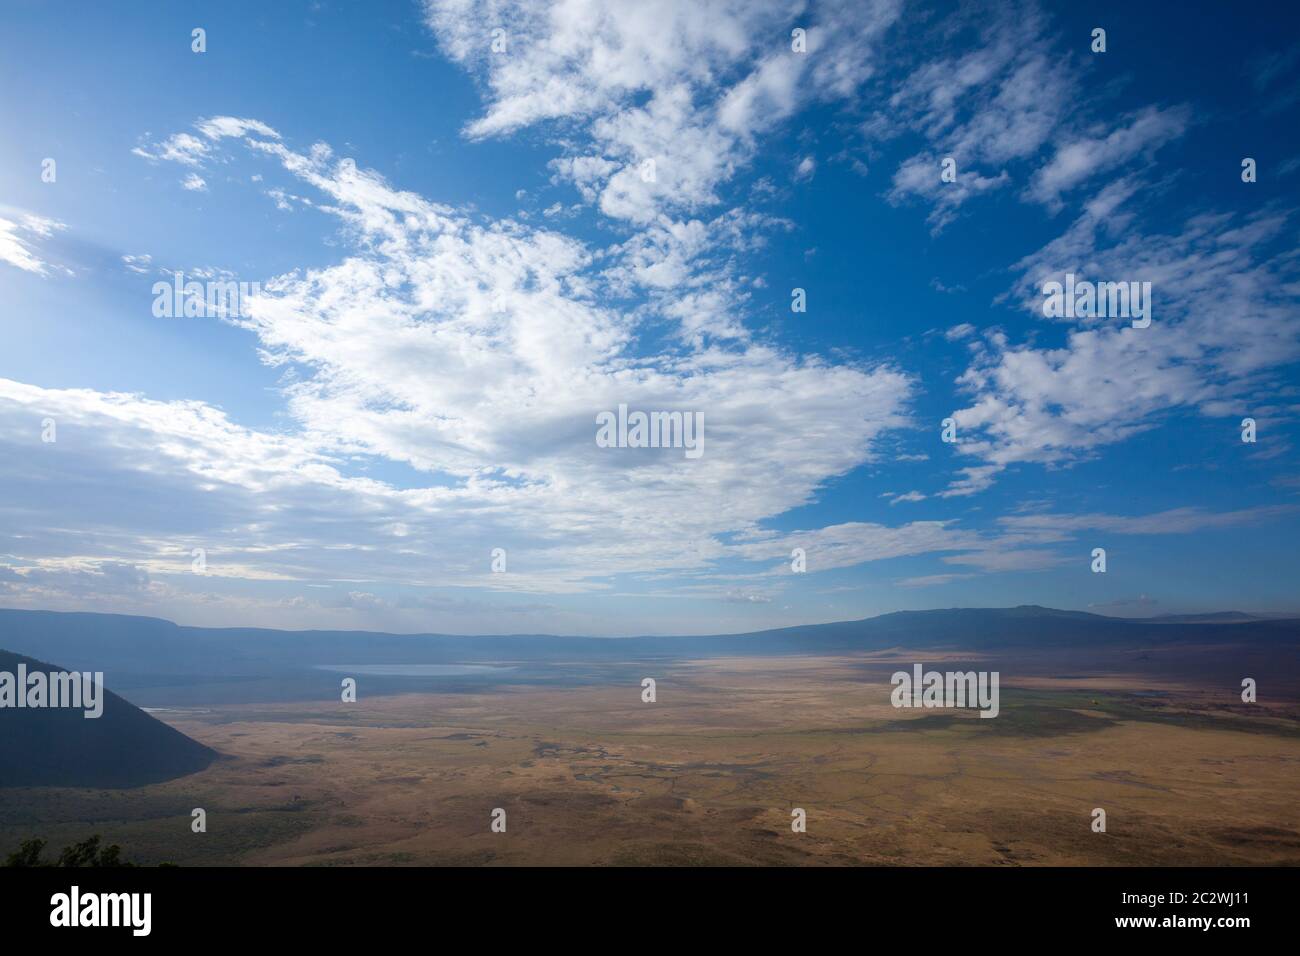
[3,651,1298,866]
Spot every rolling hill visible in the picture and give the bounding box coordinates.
[0,648,217,788]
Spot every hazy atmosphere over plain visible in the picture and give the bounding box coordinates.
[1,0,1298,635]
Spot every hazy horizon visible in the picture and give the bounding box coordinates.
[1,601,1297,641]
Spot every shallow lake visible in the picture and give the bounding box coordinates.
[312,663,515,677]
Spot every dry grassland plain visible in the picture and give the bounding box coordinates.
[3,649,1298,866]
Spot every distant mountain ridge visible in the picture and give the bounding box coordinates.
[0,604,1292,671]
[2,605,1296,708]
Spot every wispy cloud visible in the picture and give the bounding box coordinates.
[0,212,66,276]
[0,119,915,602]
[941,180,1300,493]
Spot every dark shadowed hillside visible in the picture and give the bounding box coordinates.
[0,648,217,788]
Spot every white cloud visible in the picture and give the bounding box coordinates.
[879,4,1074,228]
[134,116,281,167]
[941,548,1066,572]
[998,505,1296,537]
[877,5,1189,228]
[889,490,926,504]
[730,520,984,573]
[721,497,1268,579]
[132,131,209,166]
[424,0,901,224]
[134,116,284,192]
[3,119,917,603]
[196,116,281,141]
[420,1,906,352]
[942,182,1300,493]
[0,213,66,276]
[888,155,1008,232]
[1027,104,1191,210]
[895,572,976,588]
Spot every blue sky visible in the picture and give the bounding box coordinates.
[1,0,1298,635]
